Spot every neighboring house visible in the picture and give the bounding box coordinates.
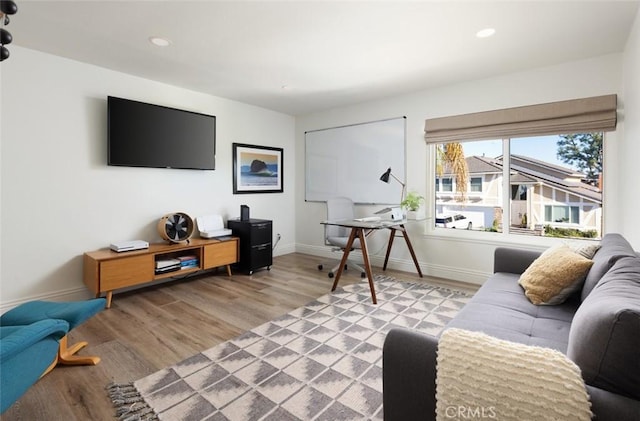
[436,155,602,235]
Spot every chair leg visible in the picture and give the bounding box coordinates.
[40,354,59,378]
[57,334,101,366]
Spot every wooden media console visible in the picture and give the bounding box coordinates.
[83,237,239,308]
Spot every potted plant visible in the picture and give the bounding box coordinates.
[401,191,425,220]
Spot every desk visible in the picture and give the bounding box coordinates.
[321,219,423,304]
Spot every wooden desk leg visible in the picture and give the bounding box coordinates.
[383,228,396,271]
[331,228,358,292]
[401,224,423,277]
[358,228,377,304]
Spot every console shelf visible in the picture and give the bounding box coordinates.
[83,237,239,308]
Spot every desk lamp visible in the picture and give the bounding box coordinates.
[379,167,406,205]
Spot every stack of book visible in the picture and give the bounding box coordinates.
[155,258,181,274]
[178,255,199,270]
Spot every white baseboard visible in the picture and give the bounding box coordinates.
[295,243,488,285]
[0,287,94,314]
[0,243,297,313]
[1,243,486,314]
[273,242,295,256]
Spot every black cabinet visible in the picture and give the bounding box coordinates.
[227,218,272,274]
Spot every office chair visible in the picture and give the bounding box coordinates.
[318,197,366,278]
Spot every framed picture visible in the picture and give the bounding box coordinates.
[233,143,284,194]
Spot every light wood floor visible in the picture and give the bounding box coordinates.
[3,253,478,420]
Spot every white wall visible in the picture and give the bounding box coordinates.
[621,7,640,247]
[0,47,296,309]
[3,8,638,307]
[296,53,628,284]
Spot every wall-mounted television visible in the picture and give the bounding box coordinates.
[108,96,216,170]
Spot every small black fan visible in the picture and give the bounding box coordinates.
[158,212,194,243]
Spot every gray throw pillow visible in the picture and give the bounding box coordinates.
[568,242,601,259]
[567,256,640,401]
[580,233,636,301]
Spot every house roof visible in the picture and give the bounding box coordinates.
[510,154,585,180]
[464,156,502,174]
[439,154,602,203]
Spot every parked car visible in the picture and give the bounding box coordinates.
[435,213,472,229]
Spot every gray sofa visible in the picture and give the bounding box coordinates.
[383,233,640,421]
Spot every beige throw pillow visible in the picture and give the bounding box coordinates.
[519,244,594,305]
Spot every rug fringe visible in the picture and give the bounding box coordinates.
[107,382,158,421]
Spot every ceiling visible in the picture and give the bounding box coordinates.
[9,1,640,115]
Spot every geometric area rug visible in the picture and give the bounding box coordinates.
[108,275,471,421]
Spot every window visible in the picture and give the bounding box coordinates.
[545,206,579,224]
[470,177,482,192]
[441,178,452,192]
[511,185,527,200]
[426,95,613,239]
[434,139,502,232]
[510,134,601,238]
[432,133,603,238]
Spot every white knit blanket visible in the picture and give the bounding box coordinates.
[436,328,592,421]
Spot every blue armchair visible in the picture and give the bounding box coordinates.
[0,298,106,413]
[1,299,107,366]
[0,319,69,413]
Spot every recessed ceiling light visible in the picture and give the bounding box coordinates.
[149,36,171,47]
[476,28,496,38]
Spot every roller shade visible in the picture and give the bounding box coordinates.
[424,94,617,144]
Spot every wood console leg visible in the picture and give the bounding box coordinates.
[226,265,232,277]
[105,291,113,309]
[57,335,101,366]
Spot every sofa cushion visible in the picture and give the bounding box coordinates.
[567,256,640,401]
[518,244,593,305]
[446,272,579,352]
[581,233,636,301]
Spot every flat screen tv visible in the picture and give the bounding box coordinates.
[108,96,216,170]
